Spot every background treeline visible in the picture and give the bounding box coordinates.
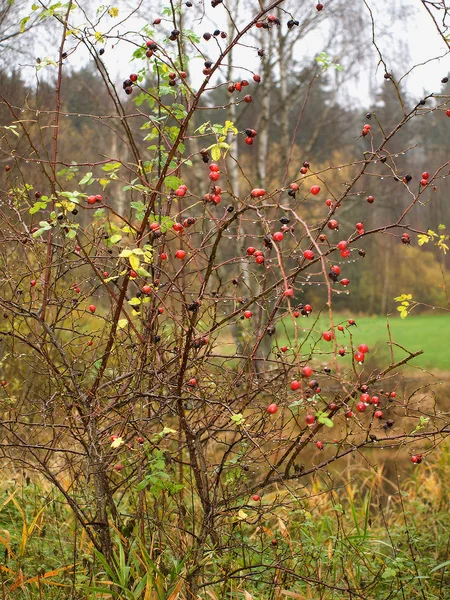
[2,60,449,315]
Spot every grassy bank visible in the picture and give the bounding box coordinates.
[278,312,450,372]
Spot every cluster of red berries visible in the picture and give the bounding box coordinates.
[145,39,157,58]
[208,163,220,182]
[355,391,382,414]
[420,171,430,186]
[168,70,187,87]
[204,185,222,204]
[203,30,227,41]
[256,14,281,28]
[411,454,423,463]
[292,303,313,317]
[401,232,411,244]
[247,246,265,265]
[123,73,138,95]
[228,79,249,94]
[328,264,344,283]
[245,128,258,146]
[354,343,369,363]
[361,123,371,136]
[87,194,102,205]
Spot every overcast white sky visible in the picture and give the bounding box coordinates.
[14,0,450,107]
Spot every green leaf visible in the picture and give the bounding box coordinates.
[20,16,30,33]
[382,568,397,580]
[128,297,141,306]
[230,413,245,426]
[430,560,450,573]
[164,175,184,190]
[101,161,121,172]
[289,399,304,409]
[29,201,47,214]
[137,267,151,277]
[109,234,122,244]
[66,229,77,239]
[117,319,128,329]
[79,172,93,185]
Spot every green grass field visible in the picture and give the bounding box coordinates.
[279,313,450,372]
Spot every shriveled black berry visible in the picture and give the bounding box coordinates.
[124,87,133,95]
[266,325,276,336]
[303,161,310,168]
[187,302,199,312]
[419,99,426,105]
[72,209,78,215]
[280,216,290,224]
[226,205,234,212]
[123,79,132,88]
[288,189,296,197]
[203,32,211,40]
[264,235,273,249]
[213,29,220,36]
[328,271,339,281]
[257,49,265,57]
[204,60,213,68]
[359,249,366,257]
[404,173,412,182]
[366,112,372,119]
[99,48,105,55]
[186,1,192,5]
[442,77,449,83]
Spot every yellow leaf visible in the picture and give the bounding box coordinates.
[108,7,119,17]
[129,254,140,271]
[237,510,248,521]
[111,437,124,448]
[119,249,133,258]
[117,319,128,329]
[211,145,221,161]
